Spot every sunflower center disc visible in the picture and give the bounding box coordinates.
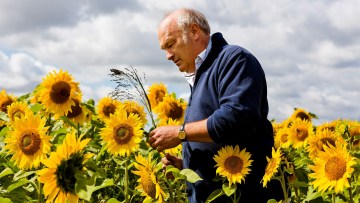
[19,129,41,155]
[325,156,346,181]
[155,90,165,103]
[113,124,133,144]
[67,99,82,118]
[1,97,13,113]
[296,129,308,141]
[50,81,71,104]
[224,156,243,174]
[103,104,116,117]
[165,102,183,120]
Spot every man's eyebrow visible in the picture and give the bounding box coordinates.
[160,40,172,50]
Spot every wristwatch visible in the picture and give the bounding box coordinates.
[178,123,187,141]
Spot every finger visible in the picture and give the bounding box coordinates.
[151,141,158,149]
[156,145,163,152]
[148,136,155,145]
[161,156,173,166]
[149,129,156,137]
[165,153,176,161]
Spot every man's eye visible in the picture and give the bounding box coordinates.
[169,41,176,47]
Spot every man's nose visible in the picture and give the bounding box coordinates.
[166,51,174,60]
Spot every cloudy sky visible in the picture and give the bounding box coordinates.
[0,0,359,125]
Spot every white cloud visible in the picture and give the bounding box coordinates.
[0,0,359,124]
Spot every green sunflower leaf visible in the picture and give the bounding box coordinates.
[77,178,114,201]
[222,183,236,196]
[179,168,202,183]
[7,178,29,192]
[0,168,13,179]
[205,189,224,203]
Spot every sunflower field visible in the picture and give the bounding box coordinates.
[0,67,360,203]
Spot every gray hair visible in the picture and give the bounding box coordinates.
[177,8,211,35]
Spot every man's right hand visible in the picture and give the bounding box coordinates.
[162,153,183,170]
[161,153,183,179]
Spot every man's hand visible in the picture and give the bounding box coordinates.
[162,153,183,179]
[162,153,183,170]
[148,125,181,152]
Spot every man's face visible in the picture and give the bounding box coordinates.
[158,19,196,73]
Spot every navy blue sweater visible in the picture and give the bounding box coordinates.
[183,33,277,202]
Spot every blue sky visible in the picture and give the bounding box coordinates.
[0,0,359,125]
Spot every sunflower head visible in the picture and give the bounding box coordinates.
[63,98,89,125]
[288,118,314,149]
[96,96,122,121]
[56,152,86,193]
[121,100,147,127]
[147,82,168,110]
[38,69,82,116]
[0,89,16,113]
[213,145,253,186]
[132,153,167,202]
[307,129,345,159]
[316,121,338,133]
[4,111,52,169]
[274,127,291,149]
[7,101,31,123]
[154,94,187,123]
[309,143,356,194]
[100,109,143,157]
[290,108,312,122]
[262,147,282,188]
[37,131,91,203]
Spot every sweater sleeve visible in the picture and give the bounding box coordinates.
[207,48,266,143]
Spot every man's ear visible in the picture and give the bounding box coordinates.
[189,23,201,39]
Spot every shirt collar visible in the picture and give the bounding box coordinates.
[184,49,207,86]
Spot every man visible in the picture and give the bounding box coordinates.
[149,8,283,202]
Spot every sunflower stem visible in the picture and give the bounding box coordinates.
[232,184,237,203]
[38,180,42,203]
[348,179,354,203]
[125,159,129,203]
[280,169,289,203]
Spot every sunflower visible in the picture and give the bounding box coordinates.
[159,118,182,157]
[121,100,147,128]
[132,153,167,203]
[290,108,312,122]
[308,143,356,194]
[96,96,122,121]
[100,109,143,157]
[63,99,89,126]
[272,121,285,135]
[261,147,282,188]
[0,89,16,113]
[4,111,52,169]
[147,82,168,110]
[7,101,31,123]
[274,127,291,149]
[307,129,345,159]
[38,69,82,116]
[316,120,338,133]
[154,94,187,123]
[213,145,253,186]
[37,131,92,203]
[288,118,314,149]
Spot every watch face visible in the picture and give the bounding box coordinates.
[178,131,186,140]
